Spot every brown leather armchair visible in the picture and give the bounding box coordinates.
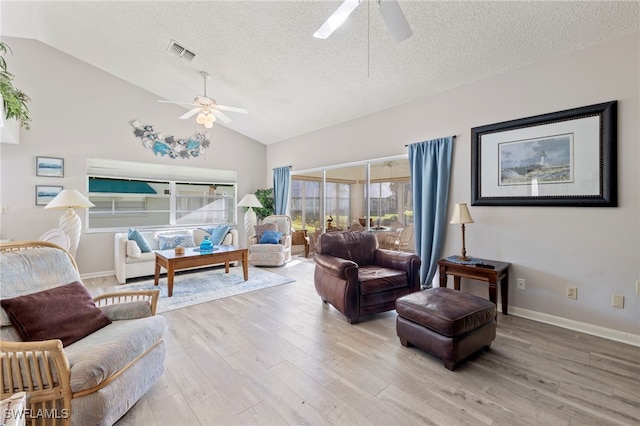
[314,231,421,323]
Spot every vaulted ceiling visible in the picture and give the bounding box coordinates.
[2,1,638,145]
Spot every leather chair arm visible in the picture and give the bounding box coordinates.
[375,249,422,291]
[314,253,358,280]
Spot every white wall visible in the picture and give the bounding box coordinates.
[0,37,266,275]
[267,33,640,340]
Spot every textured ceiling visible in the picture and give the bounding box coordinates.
[1,1,638,145]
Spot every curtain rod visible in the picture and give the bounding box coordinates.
[405,135,457,147]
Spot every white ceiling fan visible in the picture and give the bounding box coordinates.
[158,71,247,128]
[314,0,412,43]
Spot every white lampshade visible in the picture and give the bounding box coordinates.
[44,189,95,210]
[44,190,94,258]
[450,203,474,224]
[237,194,263,208]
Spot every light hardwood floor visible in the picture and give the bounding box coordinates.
[84,257,640,426]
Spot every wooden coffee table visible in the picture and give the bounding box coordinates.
[154,245,249,297]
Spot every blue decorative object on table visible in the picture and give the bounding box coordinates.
[199,235,214,252]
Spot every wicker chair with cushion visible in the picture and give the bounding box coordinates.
[0,241,167,426]
[248,215,292,266]
[314,231,421,323]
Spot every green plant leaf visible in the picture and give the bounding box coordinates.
[253,188,275,220]
[0,41,31,129]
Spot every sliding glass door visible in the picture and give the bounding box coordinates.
[291,156,410,231]
[290,172,322,231]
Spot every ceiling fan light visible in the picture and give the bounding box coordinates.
[196,112,207,124]
[207,113,216,123]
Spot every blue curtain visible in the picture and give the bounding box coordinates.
[273,166,291,215]
[408,137,453,288]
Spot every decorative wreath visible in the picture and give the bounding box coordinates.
[130,120,210,159]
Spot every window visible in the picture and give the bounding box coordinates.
[86,158,237,231]
[174,183,235,224]
[325,181,351,229]
[291,157,410,231]
[291,177,321,231]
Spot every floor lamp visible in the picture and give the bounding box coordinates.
[44,189,95,257]
[237,194,263,246]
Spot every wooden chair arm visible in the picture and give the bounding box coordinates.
[93,289,160,316]
[1,339,72,425]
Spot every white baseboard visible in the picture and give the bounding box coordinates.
[509,306,640,348]
[80,270,115,280]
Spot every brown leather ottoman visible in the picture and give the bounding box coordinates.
[396,287,496,370]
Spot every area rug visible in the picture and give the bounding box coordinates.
[116,266,294,313]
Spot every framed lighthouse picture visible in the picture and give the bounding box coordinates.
[471,101,617,207]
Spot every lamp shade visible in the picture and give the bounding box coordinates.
[44,189,95,210]
[237,194,263,208]
[450,203,474,224]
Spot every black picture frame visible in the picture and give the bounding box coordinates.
[471,101,617,207]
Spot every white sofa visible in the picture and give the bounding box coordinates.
[114,227,239,284]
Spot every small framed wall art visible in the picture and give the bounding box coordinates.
[36,156,64,177]
[35,185,63,206]
[471,100,617,207]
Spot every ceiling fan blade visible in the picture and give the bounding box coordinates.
[216,105,248,114]
[158,100,195,106]
[313,0,361,39]
[212,110,232,124]
[179,108,202,120]
[378,0,413,43]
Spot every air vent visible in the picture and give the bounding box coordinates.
[167,39,196,62]
[182,49,196,62]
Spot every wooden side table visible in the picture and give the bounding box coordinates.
[437,258,511,315]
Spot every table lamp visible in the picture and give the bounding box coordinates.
[237,193,263,245]
[44,189,95,257]
[449,203,474,261]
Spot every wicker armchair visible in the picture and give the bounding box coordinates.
[0,241,166,426]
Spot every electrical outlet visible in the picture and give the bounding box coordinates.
[517,278,526,290]
[612,294,624,309]
[567,287,578,299]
